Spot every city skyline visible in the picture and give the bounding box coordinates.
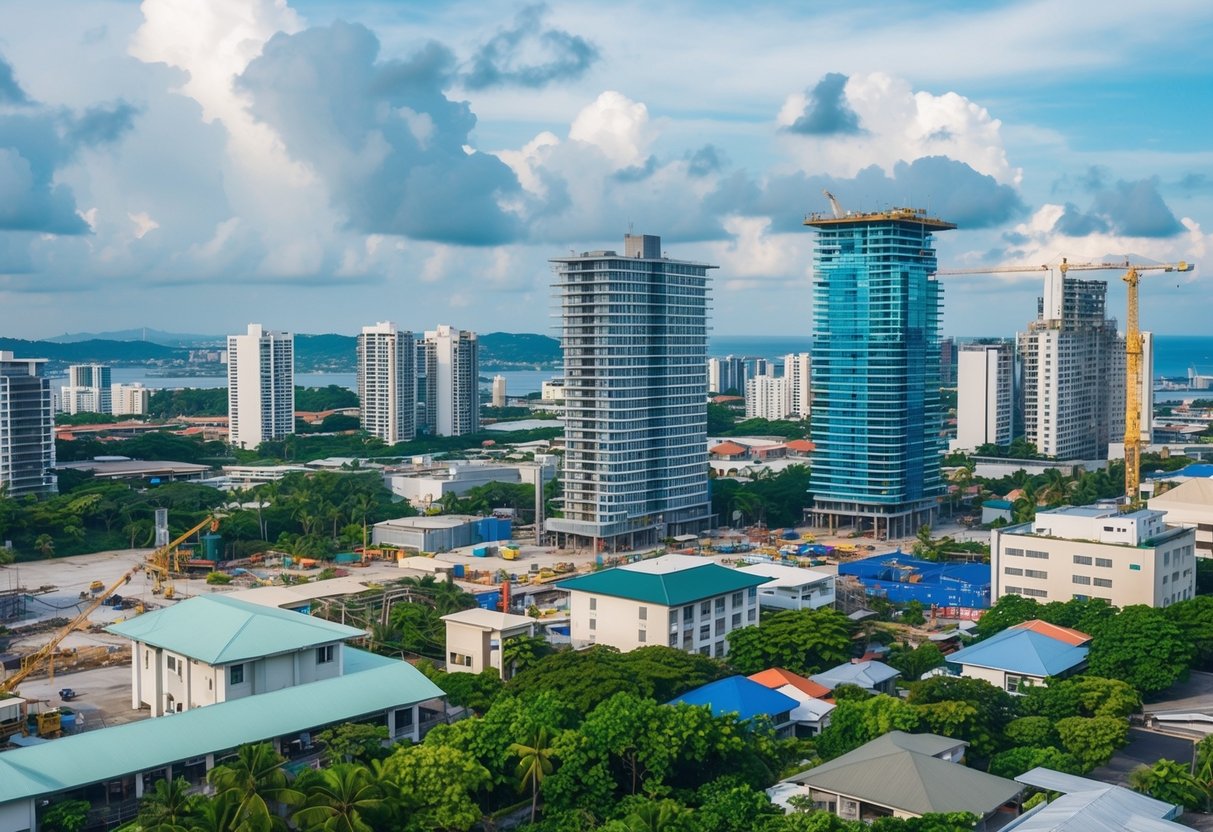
[0,1,1210,339]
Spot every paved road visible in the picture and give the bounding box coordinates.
[1089,727,1195,787]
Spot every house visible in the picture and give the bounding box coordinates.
[557,554,767,658]
[667,675,798,737]
[740,562,836,610]
[947,620,1090,694]
[107,595,366,717]
[785,439,815,457]
[1006,767,1184,831]
[708,440,749,461]
[777,731,1022,827]
[441,608,538,680]
[811,660,901,695]
[748,668,835,736]
[982,499,1014,525]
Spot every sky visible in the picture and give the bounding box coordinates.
[0,0,1211,340]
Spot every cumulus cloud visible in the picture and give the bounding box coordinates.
[1050,177,1182,238]
[777,72,1021,187]
[0,56,29,105]
[464,4,599,90]
[784,73,862,135]
[238,22,523,246]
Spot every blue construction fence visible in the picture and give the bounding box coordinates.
[838,552,991,609]
[475,517,512,542]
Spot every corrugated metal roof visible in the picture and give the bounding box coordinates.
[557,562,768,606]
[0,650,444,805]
[785,731,1018,817]
[1004,767,1184,830]
[811,660,900,691]
[667,675,798,722]
[106,595,366,664]
[947,625,1089,678]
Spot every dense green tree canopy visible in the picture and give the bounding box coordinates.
[725,608,852,676]
[1086,605,1193,694]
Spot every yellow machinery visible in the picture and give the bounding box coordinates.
[146,515,221,599]
[939,258,1194,504]
[0,567,139,696]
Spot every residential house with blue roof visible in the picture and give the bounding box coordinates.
[558,555,767,658]
[667,675,798,737]
[947,620,1090,694]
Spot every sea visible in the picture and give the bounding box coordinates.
[46,335,1213,398]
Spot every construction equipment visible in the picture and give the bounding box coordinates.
[146,515,221,599]
[0,566,139,696]
[939,257,1194,503]
[822,189,846,219]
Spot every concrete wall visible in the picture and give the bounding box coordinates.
[569,587,758,658]
[444,622,492,675]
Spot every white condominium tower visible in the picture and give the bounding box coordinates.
[111,383,151,417]
[0,352,56,497]
[227,324,294,450]
[418,326,479,437]
[547,233,714,550]
[61,364,112,415]
[745,375,790,420]
[358,322,415,445]
[782,352,811,419]
[953,343,1014,452]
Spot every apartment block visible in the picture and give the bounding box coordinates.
[111,383,151,417]
[708,355,747,395]
[546,233,713,549]
[491,375,507,408]
[357,321,415,445]
[0,351,56,497]
[953,343,1014,451]
[991,505,1196,608]
[61,363,111,415]
[417,326,479,437]
[783,352,811,419]
[227,324,294,450]
[745,374,790,420]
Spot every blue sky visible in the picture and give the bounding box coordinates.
[0,0,1210,339]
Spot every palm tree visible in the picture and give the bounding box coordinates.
[623,799,689,832]
[206,743,303,830]
[501,634,552,679]
[34,533,54,558]
[135,777,198,830]
[292,763,387,832]
[509,726,557,823]
[185,790,242,832]
[1129,759,1205,810]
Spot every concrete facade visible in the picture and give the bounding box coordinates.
[745,374,791,420]
[441,608,537,679]
[991,506,1196,608]
[1149,479,1213,557]
[227,324,294,450]
[953,343,1014,452]
[418,325,479,437]
[111,383,151,417]
[0,351,56,498]
[783,352,811,419]
[358,321,415,445]
[60,364,112,415]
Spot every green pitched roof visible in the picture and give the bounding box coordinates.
[786,731,1020,817]
[106,594,365,664]
[0,649,444,805]
[557,562,768,606]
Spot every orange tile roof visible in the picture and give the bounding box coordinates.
[748,667,832,699]
[709,441,748,456]
[1010,619,1091,646]
[786,439,816,452]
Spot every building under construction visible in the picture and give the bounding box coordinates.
[0,588,26,623]
[838,552,990,610]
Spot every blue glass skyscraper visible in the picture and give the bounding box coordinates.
[805,208,955,540]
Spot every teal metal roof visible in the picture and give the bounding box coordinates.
[0,649,444,805]
[106,594,365,664]
[557,563,768,606]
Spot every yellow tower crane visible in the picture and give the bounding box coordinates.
[146,515,221,599]
[938,258,1194,505]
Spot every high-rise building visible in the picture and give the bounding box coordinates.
[111,383,151,417]
[418,326,479,437]
[953,343,1015,452]
[745,375,790,420]
[547,233,714,549]
[227,324,294,450]
[491,375,507,408]
[357,322,415,445]
[0,351,56,497]
[782,352,811,419]
[60,364,112,415]
[1018,272,1123,460]
[746,357,773,379]
[707,355,747,394]
[939,337,958,386]
[805,208,955,539]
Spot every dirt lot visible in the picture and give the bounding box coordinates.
[17,663,143,730]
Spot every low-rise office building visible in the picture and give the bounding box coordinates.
[991,505,1196,608]
[441,608,538,680]
[557,555,767,658]
[371,514,512,553]
[1149,478,1213,558]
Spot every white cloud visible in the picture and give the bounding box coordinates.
[568,91,650,169]
[128,210,159,239]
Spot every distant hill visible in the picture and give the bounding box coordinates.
[479,332,561,366]
[294,334,358,371]
[45,329,219,348]
[0,338,184,364]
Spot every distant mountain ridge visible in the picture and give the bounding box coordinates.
[0,337,183,363]
[45,329,220,348]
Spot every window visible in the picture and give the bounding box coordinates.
[589,597,597,611]
[683,606,694,623]
[1093,578,1112,588]
[748,608,756,622]
[732,592,743,607]
[589,619,597,631]
[638,606,647,621]
[699,624,710,640]
[715,618,725,636]
[1025,569,1048,579]
[1095,558,1113,568]
[1165,551,1171,565]
[638,630,647,643]
[144,650,149,670]
[1004,567,1024,576]
[317,645,335,664]
[166,656,178,673]
[1026,550,1049,559]
[1073,555,1092,565]
[748,587,757,600]
[1022,588,1048,598]
[701,601,711,615]
[1005,585,1024,595]
[732,612,742,627]
[714,597,725,613]
[1005,547,1025,557]
[669,609,678,626]
[713,642,725,658]
[229,664,245,685]
[448,652,473,667]
[1006,675,1032,694]
[1072,575,1091,585]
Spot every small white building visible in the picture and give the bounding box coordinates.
[1149,478,1213,558]
[740,562,835,610]
[441,608,538,679]
[991,505,1197,608]
[108,595,364,717]
[385,460,555,508]
[557,554,768,658]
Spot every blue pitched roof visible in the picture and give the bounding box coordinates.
[947,627,1089,677]
[667,675,798,722]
